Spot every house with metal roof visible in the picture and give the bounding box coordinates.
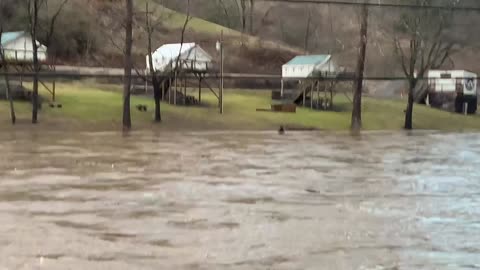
[0,31,47,63]
[146,43,213,73]
[282,54,336,79]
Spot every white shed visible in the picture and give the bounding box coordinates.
[427,70,477,96]
[146,43,213,73]
[282,55,336,79]
[0,31,47,63]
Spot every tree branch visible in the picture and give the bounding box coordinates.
[45,0,69,46]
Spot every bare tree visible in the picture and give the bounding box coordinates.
[0,27,16,124]
[145,1,162,122]
[394,0,455,130]
[43,0,69,47]
[351,3,369,132]
[123,0,133,130]
[26,0,69,124]
[303,6,313,53]
[238,0,247,33]
[249,0,255,34]
[218,0,232,28]
[26,0,41,124]
[173,0,192,83]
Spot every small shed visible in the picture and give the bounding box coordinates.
[146,43,213,73]
[0,31,47,63]
[282,55,336,79]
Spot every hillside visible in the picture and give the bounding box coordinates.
[162,0,480,76]
[1,0,301,73]
[2,0,480,75]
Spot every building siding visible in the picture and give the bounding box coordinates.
[147,44,212,72]
[1,35,47,63]
[282,59,336,79]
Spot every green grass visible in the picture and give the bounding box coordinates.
[1,82,480,131]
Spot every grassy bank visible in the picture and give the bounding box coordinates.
[1,82,479,131]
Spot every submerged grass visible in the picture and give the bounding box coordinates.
[1,81,479,131]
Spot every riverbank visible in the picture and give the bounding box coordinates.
[1,81,479,131]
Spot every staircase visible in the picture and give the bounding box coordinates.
[158,73,199,106]
[293,81,319,105]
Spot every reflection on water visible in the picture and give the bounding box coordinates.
[0,131,479,270]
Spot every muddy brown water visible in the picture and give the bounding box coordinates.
[0,131,479,270]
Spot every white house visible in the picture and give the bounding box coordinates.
[146,43,213,73]
[426,70,478,114]
[282,55,336,79]
[427,70,477,96]
[0,31,47,63]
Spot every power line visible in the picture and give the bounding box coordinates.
[0,71,476,81]
[257,0,480,11]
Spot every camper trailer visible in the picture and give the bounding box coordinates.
[427,70,477,114]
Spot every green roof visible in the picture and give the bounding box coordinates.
[285,55,330,66]
[1,31,25,46]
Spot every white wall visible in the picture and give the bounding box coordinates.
[428,70,477,96]
[282,59,337,79]
[2,36,47,63]
[282,64,315,78]
[148,46,212,72]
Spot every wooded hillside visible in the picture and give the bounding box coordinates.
[2,0,480,75]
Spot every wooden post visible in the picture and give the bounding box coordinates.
[317,80,320,109]
[280,79,284,98]
[324,82,328,109]
[52,80,56,102]
[168,77,172,104]
[303,82,306,107]
[310,81,314,109]
[52,62,56,102]
[330,82,334,109]
[145,71,148,94]
[220,30,224,114]
[174,73,177,105]
[161,79,164,101]
[198,77,202,104]
[184,75,187,105]
[20,65,24,87]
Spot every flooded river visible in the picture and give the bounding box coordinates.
[0,131,479,270]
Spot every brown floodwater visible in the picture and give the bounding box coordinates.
[0,130,479,270]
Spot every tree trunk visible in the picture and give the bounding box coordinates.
[146,1,161,122]
[152,77,161,122]
[351,3,368,132]
[123,0,133,130]
[3,66,16,125]
[249,0,254,34]
[240,0,247,33]
[0,29,16,124]
[31,0,40,124]
[404,80,415,130]
[303,8,312,53]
